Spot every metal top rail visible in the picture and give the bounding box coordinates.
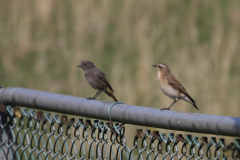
[0,87,239,137]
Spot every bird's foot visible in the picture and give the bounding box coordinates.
[161,108,170,110]
[87,97,96,100]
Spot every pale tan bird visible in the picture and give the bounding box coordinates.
[152,63,198,110]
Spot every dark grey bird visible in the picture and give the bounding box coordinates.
[77,61,118,102]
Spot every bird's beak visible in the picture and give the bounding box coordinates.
[152,65,157,67]
[77,65,81,67]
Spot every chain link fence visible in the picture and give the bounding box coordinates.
[1,105,240,160]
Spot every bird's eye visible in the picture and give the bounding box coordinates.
[84,64,86,65]
[158,65,161,68]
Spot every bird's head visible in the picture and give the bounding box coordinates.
[152,63,170,73]
[77,61,96,70]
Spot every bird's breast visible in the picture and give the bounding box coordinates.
[160,84,179,99]
[158,75,179,99]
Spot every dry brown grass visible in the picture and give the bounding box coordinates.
[1,0,240,151]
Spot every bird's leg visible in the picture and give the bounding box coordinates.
[87,90,102,100]
[162,99,178,110]
[93,90,102,99]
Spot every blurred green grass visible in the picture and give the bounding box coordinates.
[1,0,240,146]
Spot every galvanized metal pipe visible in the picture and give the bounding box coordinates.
[0,87,239,137]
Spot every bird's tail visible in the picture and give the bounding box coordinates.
[184,95,199,110]
[192,102,199,110]
[110,92,118,102]
[105,88,118,102]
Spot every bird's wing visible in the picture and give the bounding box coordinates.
[167,74,188,95]
[167,74,196,103]
[96,69,115,92]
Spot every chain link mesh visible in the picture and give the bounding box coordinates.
[0,105,240,160]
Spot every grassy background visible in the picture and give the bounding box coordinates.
[1,0,240,115]
[1,1,240,157]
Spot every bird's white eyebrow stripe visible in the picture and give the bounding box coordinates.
[159,64,165,67]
